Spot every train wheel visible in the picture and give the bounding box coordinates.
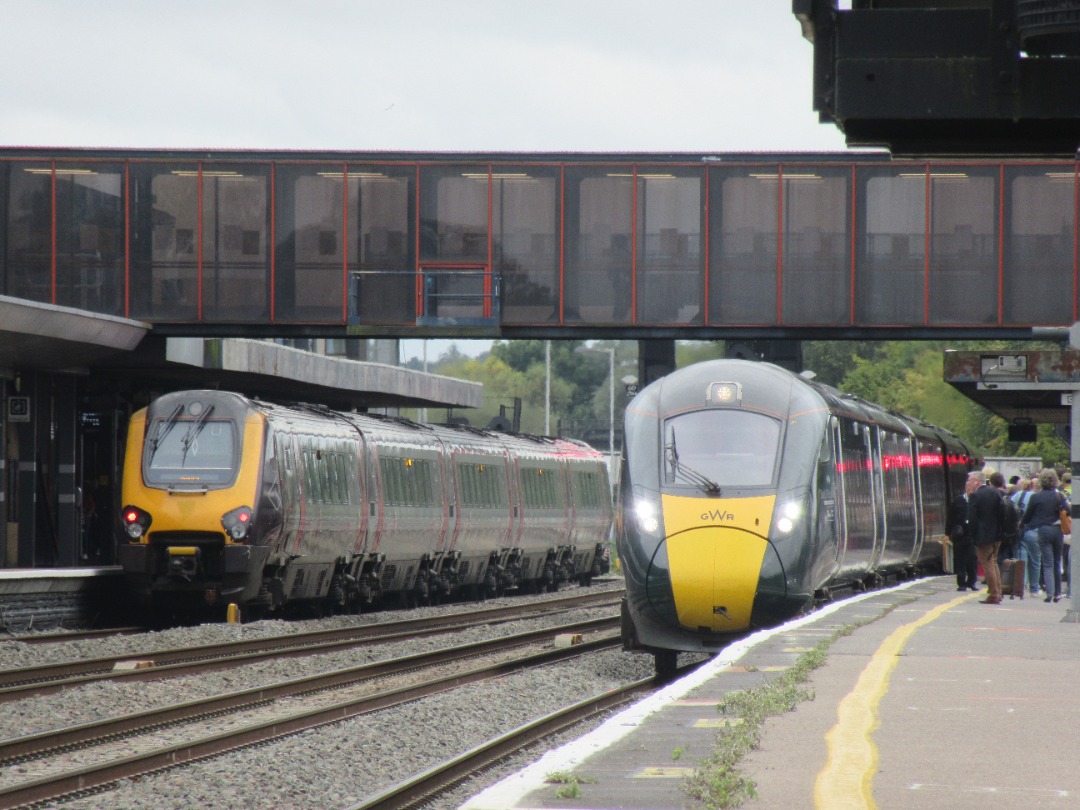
[654,650,679,681]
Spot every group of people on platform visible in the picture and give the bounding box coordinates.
[948,466,1072,605]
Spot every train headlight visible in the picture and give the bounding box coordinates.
[775,501,802,534]
[121,505,152,540]
[634,499,661,535]
[221,506,253,541]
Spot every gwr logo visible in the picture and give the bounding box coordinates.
[699,508,735,522]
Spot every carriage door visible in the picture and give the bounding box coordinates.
[276,433,303,553]
[869,425,887,570]
[818,418,845,576]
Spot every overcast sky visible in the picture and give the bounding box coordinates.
[2,1,847,154]
[4,1,849,363]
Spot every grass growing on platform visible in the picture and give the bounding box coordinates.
[683,594,917,808]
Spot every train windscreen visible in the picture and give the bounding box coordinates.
[144,418,238,486]
[663,410,780,489]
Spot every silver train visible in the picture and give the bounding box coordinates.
[616,359,975,675]
[119,390,613,618]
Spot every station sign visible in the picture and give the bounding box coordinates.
[7,397,29,423]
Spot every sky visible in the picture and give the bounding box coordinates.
[2,1,846,153]
[3,1,850,363]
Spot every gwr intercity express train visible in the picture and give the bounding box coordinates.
[617,359,975,676]
[118,390,612,618]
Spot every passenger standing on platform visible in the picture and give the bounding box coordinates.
[949,475,979,591]
[989,471,1014,564]
[1021,469,1065,602]
[1013,478,1040,596]
[969,471,1004,604]
[1061,471,1072,594]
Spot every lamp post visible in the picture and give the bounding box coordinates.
[575,344,616,478]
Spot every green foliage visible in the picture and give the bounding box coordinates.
[410,338,1068,461]
[803,341,886,388]
[413,339,636,437]
[675,341,726,366]
[545,771,597,800]
[806,339,1069,461]
[684,598,914,809]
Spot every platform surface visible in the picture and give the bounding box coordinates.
[462,576,1080,809]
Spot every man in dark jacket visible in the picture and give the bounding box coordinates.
[949,476,978,591]
[969,471,1004,604]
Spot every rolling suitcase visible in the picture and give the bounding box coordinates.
[1001,558,1026,600]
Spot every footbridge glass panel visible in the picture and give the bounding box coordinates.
[2,150,1080,333]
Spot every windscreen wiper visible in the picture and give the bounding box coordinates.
[666,432,721,496]
[179,405,216,466]
[673,463,722,496]
[149,405,185,458]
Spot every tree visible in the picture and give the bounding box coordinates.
[675,341,726,367]
[803,341,886,388]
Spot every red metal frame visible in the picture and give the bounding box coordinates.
[124,165,131,318]
[849,165,857,326]
[414,165,422,320]
[630,167,638,325]
[559,166,565,323]
[776,165,784,326]
[703,166,710,326]
[270,163,277,322]
[196,164,204,322]
[49,161,56,305]
[998,164,1005,325]
[486,165,493,319]
[10,153,1080,330]
[923,164,931,326]
[341,162,349,324]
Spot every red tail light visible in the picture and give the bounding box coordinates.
[121,505,152,540]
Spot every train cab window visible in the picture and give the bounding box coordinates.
[662,410,780,488]
[144,419,238,487]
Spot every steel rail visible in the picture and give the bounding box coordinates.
[0,589,622,700]
[0,627,144,645]
[0,634,622,809]
[351,676,658,810]
[0,617,618,766]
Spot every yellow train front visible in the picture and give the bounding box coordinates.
[117,391,280,612]
[617,359,972,676]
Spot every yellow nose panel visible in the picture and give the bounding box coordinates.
[666,526,768,631]
[660,493,774,633]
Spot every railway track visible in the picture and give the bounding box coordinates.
[351,675,664,810]
[0,627,144,645]
[0,618,623,809]
[0,589,623,701]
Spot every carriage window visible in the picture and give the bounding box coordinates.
[662,410,781,488]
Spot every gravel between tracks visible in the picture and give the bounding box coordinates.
[1,579,687,809]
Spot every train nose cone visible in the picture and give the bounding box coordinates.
[665,526,769,632]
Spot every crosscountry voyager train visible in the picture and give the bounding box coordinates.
[617,359,975,676]
[118,390,612,619]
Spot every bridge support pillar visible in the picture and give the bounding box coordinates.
[637,340,675,388]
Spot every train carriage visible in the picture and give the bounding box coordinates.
[118,390,612,619]
[617,359,976,676]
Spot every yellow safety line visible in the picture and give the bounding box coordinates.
[814,591,979,809]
